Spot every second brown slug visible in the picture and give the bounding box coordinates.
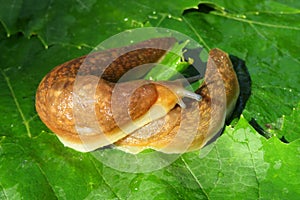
[36,37,239,153]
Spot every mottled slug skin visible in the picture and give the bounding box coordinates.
[115,48,240,153]
[35,38,177,147]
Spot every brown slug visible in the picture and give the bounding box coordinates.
[35,37,202,152]
[36,37,239,153]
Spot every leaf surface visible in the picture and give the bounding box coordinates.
[0,0,300,199]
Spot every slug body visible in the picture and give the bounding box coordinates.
[36,38,200,152]
[36,37,239,153]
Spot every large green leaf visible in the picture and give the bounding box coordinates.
[0,0,299,199]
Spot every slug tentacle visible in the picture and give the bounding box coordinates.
[157,78,202,109]
[175,87,202,102]
[169,86,202,109]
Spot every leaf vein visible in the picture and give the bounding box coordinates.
[34,161,59,200]
[0,19,10,37]
[249,23,300,64]
[212,12,300,30]
[75,0,89,11]
[0,69,32,138]
[245,10,300,15]
[155,13,167,27]
[88,154,122,200]
[180,156,210,199]
[182,17,210,50]
[209,145,222,194]
[244,134,261,198]
[0,182,9,200]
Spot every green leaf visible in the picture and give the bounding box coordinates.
[181,1,300,127]
[1,0,300,199]
[179,117,300,199]
[144,40,192,81]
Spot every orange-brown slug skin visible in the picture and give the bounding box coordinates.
[115,48,240,154]
[36,37,201,152]
[36,36,239,153]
